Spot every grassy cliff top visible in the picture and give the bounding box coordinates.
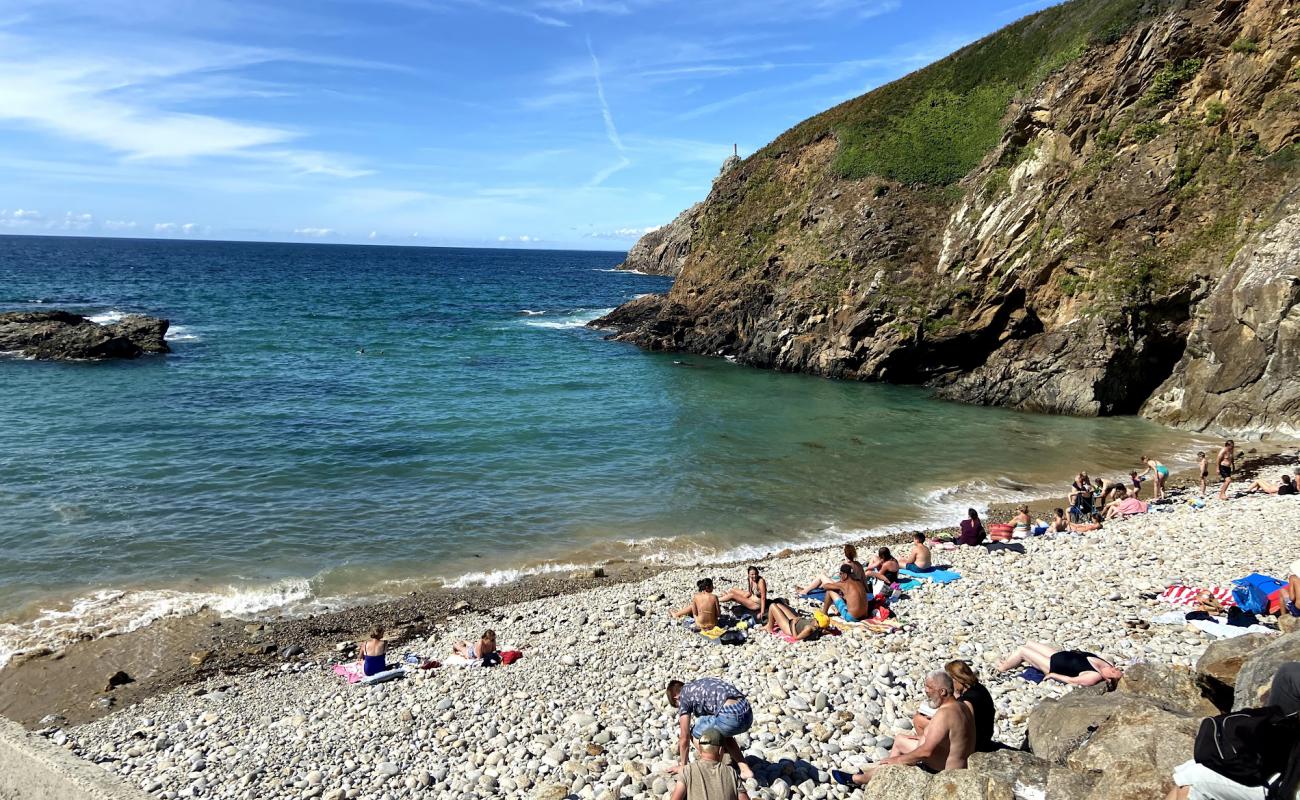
[764,0,1167,185]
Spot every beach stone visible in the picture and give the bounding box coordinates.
[1195,634,1271,709]
[1027,690,1150,763]
[376,762,399,778]
[306,771,323,786]
[1067,704,1198,800]
[1232,630,1300,710]
[451,601,471,613]
[1116,662,1219,716]
[864,765,931,799]
[104,670,135,691]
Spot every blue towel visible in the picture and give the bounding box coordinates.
[897,579,922,592]
[1022,667,1045,683]
[899,567,961,584]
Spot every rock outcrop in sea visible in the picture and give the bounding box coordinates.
[601,0,1299,436]
[0,311,170,360]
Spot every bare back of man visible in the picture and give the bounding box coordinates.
[823,577,869,621]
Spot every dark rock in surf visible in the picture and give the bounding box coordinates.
[0,311,170,361]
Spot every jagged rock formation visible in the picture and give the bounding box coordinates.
[597,0,1300,435]
[0,311,170,361]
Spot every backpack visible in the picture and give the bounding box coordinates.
[718,629,746,646]
[1193,707,1298,789]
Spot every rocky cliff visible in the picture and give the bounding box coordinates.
[597,0,1300,435]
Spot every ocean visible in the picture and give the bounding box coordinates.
[0,234,1210,664]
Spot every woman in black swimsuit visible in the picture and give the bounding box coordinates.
[995,641,1123,687]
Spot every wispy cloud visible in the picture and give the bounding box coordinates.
[584,37,632,187]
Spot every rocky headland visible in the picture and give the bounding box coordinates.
[0,311,170,361]
[601,0,1300,437]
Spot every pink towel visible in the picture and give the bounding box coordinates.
[1159,585,1235,608]
[332,662,364,684]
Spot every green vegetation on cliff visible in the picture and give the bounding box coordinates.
[770,0,1164,185]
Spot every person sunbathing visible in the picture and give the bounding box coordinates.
[832,670,974,786]
[1008,504,1033,539]
[794,544,867,595]
[718,566,769,620]
[452,629,497,661]
[1104,486,1148,519]
[359,624,388,676]
[763,600,828,642]
[862,548,901,595]
[1244,474,1298,496]
[822,564,871,623]
[995,641,1122,687]
[901,533,933,571]
[913,660,997,753]
[1039,508,1069,533]
[1277,561,1300,617]
[1068,513,1104,533]
[671,578,721,631]
[954,509,984,546]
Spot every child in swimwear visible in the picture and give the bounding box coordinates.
[1197,452,1208,496]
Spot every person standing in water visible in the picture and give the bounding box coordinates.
[1217,440,1236,500]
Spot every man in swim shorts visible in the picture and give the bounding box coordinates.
[667,678,755,781]
[901,532,933,571]
[1217,440,1236,500]
[672,578,721,631]
[821,564,870,622]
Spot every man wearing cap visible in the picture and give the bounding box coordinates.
[666,678,755,781]
[669,728,751,800]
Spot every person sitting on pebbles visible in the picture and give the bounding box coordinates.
[452,629,497,662]
[359,624,388,677]
[666,678,755,781]
[1068,512,1104,533]
[900,532,933,572]
[763,600,830,642]
[861,548,900,596]
[794,544,868,595]
[1103,486,1148,520]
[669,728,751,800]
[821,563,871,623]
[912,660,998,753]
[832,670,974,786]
[672,578,721,631]
[1243,473,1298,496]
[995,641,1123,687]
[717,566,769,621]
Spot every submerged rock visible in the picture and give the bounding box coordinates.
[0,311,170,361]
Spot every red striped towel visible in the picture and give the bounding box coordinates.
[1159,585,1235,608]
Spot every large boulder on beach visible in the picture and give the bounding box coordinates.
[1115,662,1220,717]
[0,310,169,360]
[1026,688,1139,763]
[1232,630,1300,710]
[1196,634,1273,709]
[1066,703,1198,800]
[966,749,1098,799]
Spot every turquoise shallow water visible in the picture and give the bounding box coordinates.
[0,235,1210,660]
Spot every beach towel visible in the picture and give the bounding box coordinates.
[1159,585,1236,608]
[332,663,407,685]
[1022,667,1045,683]
[896,579,923,592]
[900,567,961,585]
[1187,619,1277,640]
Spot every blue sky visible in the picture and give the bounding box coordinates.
[0,0,1056,249]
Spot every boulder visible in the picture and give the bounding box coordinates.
[966,749,1098,800]
[868,765,934,799]
[1116,662,1220,716]
[1233,630,1300,710]
[1195,634,1272,709]
[1027,688,1142,763]
[0,310,170,361]
[1067,704,1198,800]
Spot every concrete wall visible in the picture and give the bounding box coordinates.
[0,718,146,800]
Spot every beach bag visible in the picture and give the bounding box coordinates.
[1232,574,1286,615]
[718,629,746,646]
[988,524,1014,543]
[1193,707,1294,786]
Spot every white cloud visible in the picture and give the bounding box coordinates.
[153,221,202,235]
[587,225,661,238]
[102,219,137,231]
[292,226,335,236]
[368,230,377,239]
[59,211,94,230]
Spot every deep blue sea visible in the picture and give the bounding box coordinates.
[0,235,1210,662]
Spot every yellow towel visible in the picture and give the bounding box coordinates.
[699,626,727,639]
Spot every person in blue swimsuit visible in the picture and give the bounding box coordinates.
[1140,456,1170,500]
[359,625,388,676]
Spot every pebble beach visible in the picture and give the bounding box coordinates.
[51,485,1300,800]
